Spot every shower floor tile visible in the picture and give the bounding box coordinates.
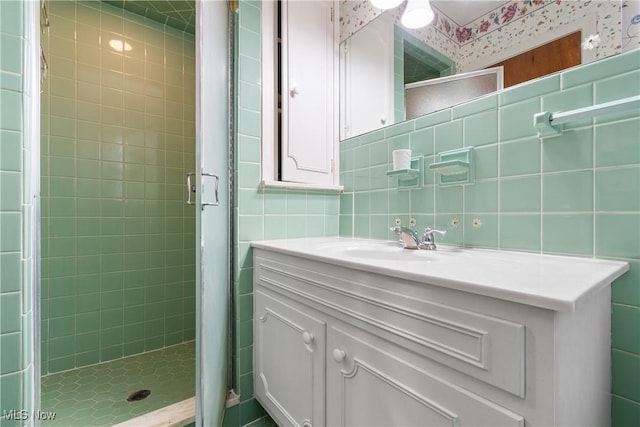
[41,341,195,427]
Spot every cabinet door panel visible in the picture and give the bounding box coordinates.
[281,0,336,185]
[256,255,526,397]
[341,14,394,139]
[327,326,524,427]
[254,290,325,426]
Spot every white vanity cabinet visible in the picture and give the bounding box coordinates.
[254,290,326,426]
[252,238,629,427]
[325,325,524,427]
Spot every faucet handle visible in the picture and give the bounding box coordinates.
[419,227,446,250]
[424,227,446,238]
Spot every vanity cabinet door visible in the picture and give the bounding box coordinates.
[326,325,524,427]
[254,290,326,427]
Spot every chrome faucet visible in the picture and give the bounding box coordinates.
[390,226,420,249]
[391,225,446,250]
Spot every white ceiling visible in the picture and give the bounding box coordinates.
[431,0,511,26]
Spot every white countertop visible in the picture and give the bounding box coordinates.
[251,237,629,312]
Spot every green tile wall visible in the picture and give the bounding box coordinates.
[40,1,196,375]
[340,48,640,426]
[1,1,37,426]
[226,1,341,425]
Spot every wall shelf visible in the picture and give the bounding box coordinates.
[429,159,470,176]
[387,156,423,189]
[430,147,474,186]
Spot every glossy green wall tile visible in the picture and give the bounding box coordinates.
[596,214,640,259]
[463,110,497,147]
[612,395,640,427]
[542,213,593,256]
[499,98,539,141]
[596,167,640,212]
[40,1,196,375]
[543,171,593,212]
[612,260,640,307]
[339,49,640,418]
[500,176,541,212]
[1,1,37,425]
[499,74,559,106]
[542,129,593,172]
[562,49,639,89]
[612,304,640,354]
[612,349,640,403]
[596,119,640,168]
[500,138,539,177]
[499,214,541,252]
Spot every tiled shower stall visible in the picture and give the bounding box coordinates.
[39,0,197,376]
[2,0,640,426]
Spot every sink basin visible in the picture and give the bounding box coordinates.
[252,237,630,312]
[320,240,446,261]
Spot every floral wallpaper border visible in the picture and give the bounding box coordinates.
[339,0,639,72]
[458,0,622,70]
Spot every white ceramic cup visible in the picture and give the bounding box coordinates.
[392,149,412,170]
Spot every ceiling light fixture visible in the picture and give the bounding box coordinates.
[109,39,133,53]
[369,0,435,29]
[400,0,435,29]
[370,0,404,10]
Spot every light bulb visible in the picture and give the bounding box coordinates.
[109,39,132,52]
[370,0,404,10]
[400,0,434,29]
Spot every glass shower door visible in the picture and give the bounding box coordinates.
[195,1,230,425]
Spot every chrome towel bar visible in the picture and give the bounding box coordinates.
[534,95,640,137]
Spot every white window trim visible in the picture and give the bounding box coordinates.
[260,0,278,185]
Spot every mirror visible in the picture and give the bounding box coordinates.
[339,0,630,141]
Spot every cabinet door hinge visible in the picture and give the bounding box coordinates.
[330,6,334,22]
[331,158,334,173]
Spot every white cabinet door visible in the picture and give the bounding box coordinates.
[326,325,524,427]
[281,0,336,185]
[254,290,326,426]
[341,14,394,139]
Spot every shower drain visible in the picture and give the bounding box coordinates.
[126,389,151,402]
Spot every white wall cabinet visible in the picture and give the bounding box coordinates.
[340,14,394,139]
[261,0,340,189]
[253,240,622,427]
